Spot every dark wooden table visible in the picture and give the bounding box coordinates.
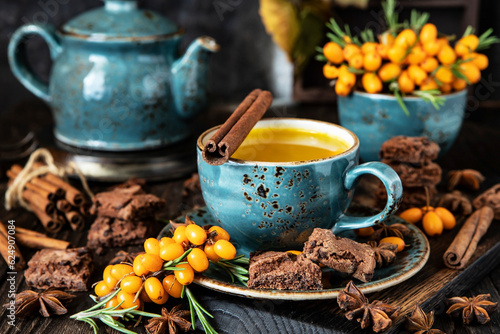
[0,101,499,334]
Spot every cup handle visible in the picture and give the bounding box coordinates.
[331,162,403,234]
[8,24,62,102]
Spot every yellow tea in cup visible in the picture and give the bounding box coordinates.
[231,126,351,162]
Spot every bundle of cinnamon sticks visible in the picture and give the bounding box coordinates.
[6,164,88,233]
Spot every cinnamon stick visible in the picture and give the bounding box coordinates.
[22,188,55,215]
[202,89,272,165]
[66,211,84,231]
[32,207,64,233]
[0,222,25,271]
[16,234,70,250]
[11,164,65,198]
[7,168,56,201]
[13,226,47,238]
[56,199,72,213]
[443,206,494,269]
[43,173,85,206]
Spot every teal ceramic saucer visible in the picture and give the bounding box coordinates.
[158,206,430,301]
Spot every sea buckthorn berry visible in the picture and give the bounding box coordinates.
[144,238,160,255]
[214,240,237,260]
[408,65,428,86]
[422,211,443,236]
[163,274,183,298]
[407,45,426,65]
[363,52,382,72]
[209,226,230,242]
[398,70,415,94]
[438,45,457,65]
[440,83,452,94]
[379,31,394,46]
[455,35,479,56]
[338,65,356,87]
[175,263,195,285]
[103,265,114,280]
[159,237,176,249]
[452,78,467,91]
[421,206,435,213]
[323,42,344,64]
[343,35,352,44]
[376,43,390,59]
[335,81,351,97]
[204,243,221,262]
[117,290,141,309]
[379,237,406,252]
[104,274,118,290]
[323,64,339,79]
[140,288,152,303]
[354,226,375,237]
[435,66,454,84]
[420,23,437,45]
[361,72,383,94]
[105,296,122,309]
[144,277,167,302]
[423,40,442,56]
[173,225,189,245]
[160,242,185,261]
[133,254,149,277]
[459,62,481,84]
[420,57,439,73]
[464,53,488,70]
[187,248,210,272]
[286,250,303,256]
[111,264,134,281]
[348,53,364,70]
[434,207,456,230]
[399,208,423,224]
[419,77,439,91]
[361,42,378,54]
[343,44,361,60]
[378,63,401,82]
[185,224,208,246]
[120,275,143,294]
[394,29,417,49]
[95,281,112,297]
[141,253,163,272]
[388,46,406,64]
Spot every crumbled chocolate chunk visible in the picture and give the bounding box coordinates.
[247,251,322,290]
[303,228,376,282]
[379,136,440,164]
[25,248,93,291]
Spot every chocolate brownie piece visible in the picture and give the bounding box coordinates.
[25,247,93,291]
[91,185,165,221]
[384,161,442,187]
[87,216,152,254]
[379,136,440,164]
[303,228,376,282]
[247,251,323,290]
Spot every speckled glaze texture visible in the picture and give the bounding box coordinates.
[197,119,403,252]
[8,0,218,150]
[338,90,466,161]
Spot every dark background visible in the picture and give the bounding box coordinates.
[1,0,500,117]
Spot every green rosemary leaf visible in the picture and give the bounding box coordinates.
[463,25,475,38]
[394,89,410,116]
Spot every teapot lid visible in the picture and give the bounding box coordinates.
[62,0,179,40]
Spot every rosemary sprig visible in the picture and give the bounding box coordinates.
[185,287,217,334]
[389,81,410,116]
[163,248,192,270]
[211,255,250,285]
[382,0,399,35]
[413,90,445,110]
[477,28,500,51]
[71,289,161,334]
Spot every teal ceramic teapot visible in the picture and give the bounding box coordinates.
[8,0,219,151]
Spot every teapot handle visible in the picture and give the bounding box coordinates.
[8,24,62,102]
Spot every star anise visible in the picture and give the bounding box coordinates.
[337,281,399,333]
[370,223,411,241]
[367,241,398,268]
[446,294,498,325]
[405,304,445,334]
[438,190,472,216]
[108,250,142,265]
[3,288,75,317]
[145,304,191,334]
[448,169,485,191]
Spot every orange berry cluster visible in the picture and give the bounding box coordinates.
[322,23,489,96]
[399,206,456,237]
[94,222,236,309]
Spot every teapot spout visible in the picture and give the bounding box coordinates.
[171,36,219,119]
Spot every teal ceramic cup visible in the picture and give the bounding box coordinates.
[197,118,403,252]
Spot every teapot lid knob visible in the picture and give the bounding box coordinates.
[104,0,138,11]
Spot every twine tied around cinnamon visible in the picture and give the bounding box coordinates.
[5,148,94,212]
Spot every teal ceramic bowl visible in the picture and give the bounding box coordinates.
[338,90,467,161]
